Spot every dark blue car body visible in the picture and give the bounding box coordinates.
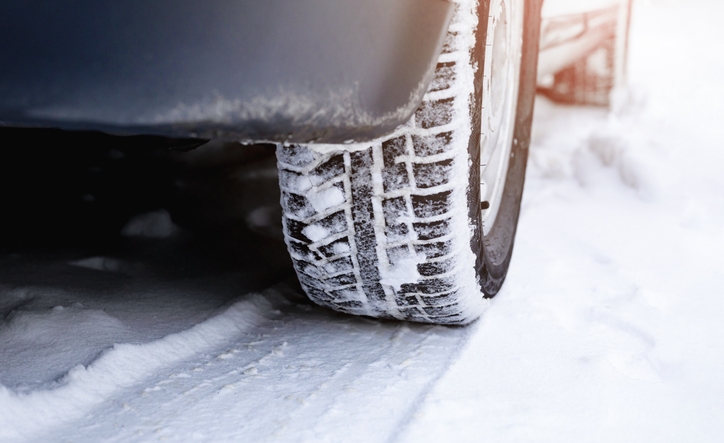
[0,0,454,143]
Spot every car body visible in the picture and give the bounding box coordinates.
[1,0,627,144]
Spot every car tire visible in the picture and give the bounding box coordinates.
[276,0,542,325]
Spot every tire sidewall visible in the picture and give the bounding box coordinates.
[469,0,542,295]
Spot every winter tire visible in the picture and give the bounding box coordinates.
[277,0,542,324]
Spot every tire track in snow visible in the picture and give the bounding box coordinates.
[2,286,475,443]
[0,291,286,442]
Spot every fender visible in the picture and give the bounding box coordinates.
[0,0,454,143]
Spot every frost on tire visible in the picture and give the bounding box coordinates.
[276,0,534,325]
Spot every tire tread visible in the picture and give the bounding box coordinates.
[277,1,487,324]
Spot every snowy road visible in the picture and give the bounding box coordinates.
[2,0,724,441]
[1,238,479,442]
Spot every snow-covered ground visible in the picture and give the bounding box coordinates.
[2,0,723,441]
[401,1,724,440]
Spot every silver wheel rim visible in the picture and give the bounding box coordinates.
[480,0,524,236]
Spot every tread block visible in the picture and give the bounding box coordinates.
[306,182,347,213]
[329,288,362,302]
[286,218,311,243]
[297,273,323,289]
[442,31,460,54]
[325,273,357,286]
[429,61,456,92]
[422,304,460,316]
[288,239,313,259]
[430,312,465,324]
[318,238,352,258]
[415,97,454,129]
[309,154,345,186]
[385,223,409,243]
[399,276,457,294]
[413,219,451,241]
[301,263,325,279]
[336,300,365,310]
[386,245,412,266]
[382,196,408,222]
[282,191,316,219]
[306,211,348,241]
[420,292,460,307]
[398,295,420,307]
[278,144,314,167]
[412,132,453,157]
[382,136,409,167]
[382,162,410,193]
[417,257,455,277]
[323,256,355,274]
[414,240,454,259]
[297,264,324,279]
[305,287,334,303]
[398,307,426,321]
[287,211,347,244]
[411,191,452,218]
[413,159,453,189]
[296,261,323,280]
[279,169,312,193]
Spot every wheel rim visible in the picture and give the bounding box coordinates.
[480,0,524,236]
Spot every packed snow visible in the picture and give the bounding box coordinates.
[1,0,723,441]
